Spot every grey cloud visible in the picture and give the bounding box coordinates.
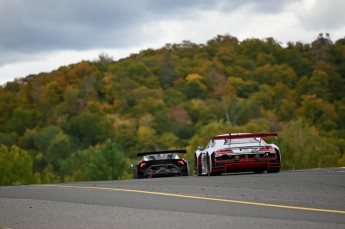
[1,0,146,52]
[298,0,345,31]
[146,0,297,14]
[213,0,299,13]
[0,0,302,67]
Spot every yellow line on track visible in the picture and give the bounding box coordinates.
[43,184,345,214]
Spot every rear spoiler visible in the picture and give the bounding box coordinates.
[137,149,187,157]
[212,132,278,140]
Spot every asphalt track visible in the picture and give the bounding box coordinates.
[0,169,344,229]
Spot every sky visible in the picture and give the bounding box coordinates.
[0,0,344,85]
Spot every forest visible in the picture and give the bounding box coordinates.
[1,33,345,185]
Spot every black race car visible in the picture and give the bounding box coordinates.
[132,150,189,179]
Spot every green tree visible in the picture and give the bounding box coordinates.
[298,94,337,130]
[65,111,114,147]
[60,148,92,181]
[85,139,129,180]
[46,132,74,171]
[41,164,60,184]
[8,107,41,135]
[157,51,179,88]
[228,77,259,98]
[278,119,340,169]
[136,126,158,151]
[0,85,20,131]
[157,132,179,149]
[0,145,33,185]
[40,81,63,108]
[182,74,208,99]
[219,96,259,125]
[296,70,330,101]
[33,126,62,153]
[271,83,297,121]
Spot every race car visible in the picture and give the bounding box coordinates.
[195,132,281,176]
[132,149,189,179]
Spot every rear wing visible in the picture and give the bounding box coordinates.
[212,132,278,141]
[137,149,187,157]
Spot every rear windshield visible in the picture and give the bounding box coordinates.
[143,154,179,161]
[224,138,263,145]
[207,137,268,149]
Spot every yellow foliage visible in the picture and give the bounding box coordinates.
[186,73,204,82]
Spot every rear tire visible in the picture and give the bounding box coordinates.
[267,168,280,173]
[194,154,199,176]
[133,167,138,179]
[206,154,212,176]
[206,154,222,176]
[253,169,265,174]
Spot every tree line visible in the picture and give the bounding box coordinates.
[1,33,344,185]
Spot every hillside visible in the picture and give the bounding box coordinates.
[1,33,345,185]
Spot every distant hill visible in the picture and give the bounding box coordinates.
[1,33,344,185]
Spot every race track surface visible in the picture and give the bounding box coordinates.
[1,169,344,229]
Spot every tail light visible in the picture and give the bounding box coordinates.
[139,162,147,168]
[215,149,233,155]
[259,147,274,151]
[178,160,185,166]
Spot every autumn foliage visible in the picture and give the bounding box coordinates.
[1,33,345,185]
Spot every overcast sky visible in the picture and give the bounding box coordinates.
[0,0,344,85]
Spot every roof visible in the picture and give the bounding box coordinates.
[212,132,278,140]
[137,149,187,157]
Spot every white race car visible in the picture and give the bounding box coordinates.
[195,132,281,176]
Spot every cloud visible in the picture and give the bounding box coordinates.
[298,0,345,30]
[0,0,146,52]
[0,0,297,55]
[0,0,344,85]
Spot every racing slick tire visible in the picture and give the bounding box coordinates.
[206,154,212,176]
[133,167,138,179]
[206,154,221,176]
[253,169,265,174]
[206,154,222,176]
[267,168,280,173]
[195,154,203,176]
[194,154,199,176]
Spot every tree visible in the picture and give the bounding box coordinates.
[0,145,33,185]
[65,111,114,147]
[284,41,312,77]
[0,85,19,131]
[80,74,98,100]
[228,77,259,98]
[8,107,41,135]
[40,81,63,107]
[311,33,334,66]
[85,139,129,180]
[136,126,158,151]
[220,96,243,125]
[157,132,179,149]
[252,64,297,87]
[60,148,92,181]
[278,119,340,169]
[129,86,164,115]
[296,70,330,101]
[33,126,62,153]
[182,74,208,99]
[41,164,60,184]
[298,94,337,130]
[157,51,179,88]
[46,132,74,171]
[271,83,297,121]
